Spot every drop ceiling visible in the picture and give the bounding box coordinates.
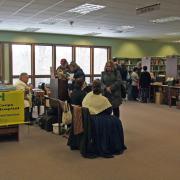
[0,0,180,42]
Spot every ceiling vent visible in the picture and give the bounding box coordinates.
[40,18,64,25]
[83,32,101,36]
[136,2,160,15]
[21,28,41,32]
[114,30,124,33]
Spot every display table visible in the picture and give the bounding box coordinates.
[151,83,180,107]
[167,86,180,107]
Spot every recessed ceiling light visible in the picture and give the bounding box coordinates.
[68,3,105,15]
[150,16,180,23]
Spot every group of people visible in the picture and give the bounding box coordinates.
[56,58,126,158]
[56,58,124,118]
[14,58,127,158]
[130,65,151,103]
[111,58,152,103]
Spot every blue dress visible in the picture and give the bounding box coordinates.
[91,108,126,157]
[68,107,126,158]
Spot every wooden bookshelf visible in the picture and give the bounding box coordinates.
[116,58,141,71]
[166,55,180,79]
[142,57,166,77]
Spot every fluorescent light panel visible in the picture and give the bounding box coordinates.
[68,3,105,15]
[166,32,180,36]
[117,25,135,30]
[150,16,180,23]
[173,40,180,43]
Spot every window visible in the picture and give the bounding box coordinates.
[10,43,110,85]
[94,48,108,74]
[76,47,90,74]
[12,44,31,75]
[56,46,72,68]
[35,45,52,75]
[35,78,50,88]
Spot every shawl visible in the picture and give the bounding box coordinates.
[82,91,112,115]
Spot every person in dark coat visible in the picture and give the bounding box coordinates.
[68,61,85,91]
[101,61,122,118]
[139,66,151,103]
[70,78,86,106]
[69,61,85,81]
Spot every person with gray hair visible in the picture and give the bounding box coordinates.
[15,72,33,124]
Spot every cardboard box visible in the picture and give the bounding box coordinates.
[155,92,163,105]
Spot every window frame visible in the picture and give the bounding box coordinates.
[10,42,111,86]
[0,43,4,82]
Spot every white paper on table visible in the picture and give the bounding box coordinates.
[68,73,74,84]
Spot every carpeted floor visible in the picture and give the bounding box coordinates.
[0,102,180,180]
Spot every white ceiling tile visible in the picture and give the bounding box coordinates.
[0,0,180,41]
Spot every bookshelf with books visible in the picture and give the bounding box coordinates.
[116,58,141,72]
[166,55,180,79]
[142,57,166,78]
[178,58,180,78]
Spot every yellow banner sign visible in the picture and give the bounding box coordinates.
[0,90,24,126]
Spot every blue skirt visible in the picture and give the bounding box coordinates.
[91,114,127,157]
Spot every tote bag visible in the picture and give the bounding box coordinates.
[62,101,72,125]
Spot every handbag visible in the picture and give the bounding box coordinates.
[62,101,72,125]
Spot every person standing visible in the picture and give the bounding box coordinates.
[139,66,151,103]
[101,61,122,118]
[56,58,70,80]
[15,72,33,124]
[68,61,85,92]
[131,67,139,101]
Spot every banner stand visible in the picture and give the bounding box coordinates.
[0,90,24,141]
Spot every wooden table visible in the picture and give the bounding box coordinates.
[151,83,180,107]
[0,125,19,141]
[167,86,180,107]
